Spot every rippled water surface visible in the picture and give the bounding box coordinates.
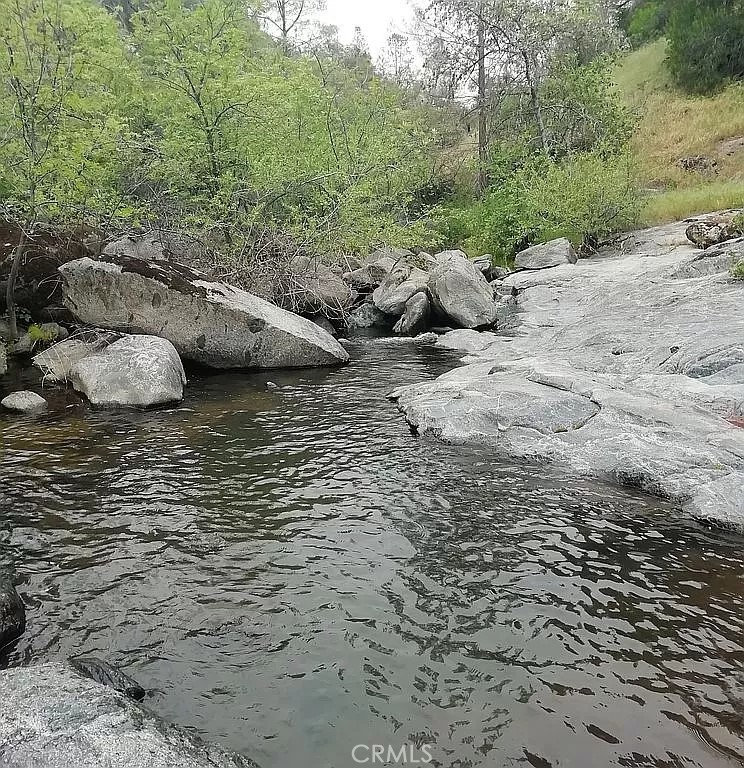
[2,336,744,768]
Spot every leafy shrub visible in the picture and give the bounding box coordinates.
[431,151,641,260]
[731,261,744,279]
[667,0,744,93]
[513,152,641,249]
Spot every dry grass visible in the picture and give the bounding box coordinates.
[613,41,744,225]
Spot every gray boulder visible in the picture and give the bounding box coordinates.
[346,303,393,330]
[393,293,430,335]
[685,215,742,249]
[69,335,186,407]
[59,256,349,369]
[0,575,25,648]
[287,255,354,315]
[0,662,255,768]
[34,337,108,383]
[428,251,498,329]
[343,256,396,291]
[373,266,429,316]
[1,390,47,412]
[515,238,577,270]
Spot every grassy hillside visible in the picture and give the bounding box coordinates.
[614,40,744,224]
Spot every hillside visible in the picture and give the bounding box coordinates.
[614,40,744,225]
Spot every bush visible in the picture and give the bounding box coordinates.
[667,0,744,93]
[731,261,744,280]
[431,151,641,260]
[514,152,641,248]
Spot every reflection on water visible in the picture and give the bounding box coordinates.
[1,337,743,768]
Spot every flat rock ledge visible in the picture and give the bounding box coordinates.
[390,218,744,530]
[0,662,256,768]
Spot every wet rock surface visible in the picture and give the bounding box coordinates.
[0,575,25,649]
[0,662,256,768]
[391,218,744,528]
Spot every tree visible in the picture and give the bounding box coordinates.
[377,32,416,89]
[257,0,325,54]
[0,0,130,339]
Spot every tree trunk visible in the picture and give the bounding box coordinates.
[522,49,550,156]
[476,9,488,197]
[5,225,28,342]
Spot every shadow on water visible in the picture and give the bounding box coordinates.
[1,335,744,767]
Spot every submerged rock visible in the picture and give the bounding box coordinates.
[69,335,186,407]
[1,390,47,412]
[0,575,25,648]
[59,256,349,370]
[0,662,255,768]
[514,238,577,270]
[428,251,498,329]
[68,657,146,701]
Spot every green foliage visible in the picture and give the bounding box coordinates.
[27,324,56,343]
[434,149,641,260]
[667,0,744,93]
[731,261,744,280]
[514,152,641,246]
[0,0,136,221]
[622,0,670,46]
[541,57,634,156]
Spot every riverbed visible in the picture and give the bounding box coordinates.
[1,335,743,767]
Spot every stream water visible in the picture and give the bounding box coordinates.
[1,335,743,768]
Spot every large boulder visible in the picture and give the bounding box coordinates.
[372,266,429,316]
[59,256,349,370]
[393,292,430,335]
[343,255,396,291]
[514,238,577,270]
[34,337,110,383]
[286,255,354,316]
[428,251,498,329]
[69,335,186,407]
[346,302,394,330]
[1,390,47,412]
[0,662,255,768]
[0,575,25,648]
[685,215,742,249]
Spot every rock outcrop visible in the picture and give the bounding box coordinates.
[428,251,498,329]
[69,335,186,407]
[59,256,349,369]
[685,213,742,249]
[393,292,430,336]
[514,238,577,270]
[1,390,47,412]
[0,575,25,648]
[0,662,255,768]
[391,218,744,529]
[373,265,428,316]
[286,255,354,316]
